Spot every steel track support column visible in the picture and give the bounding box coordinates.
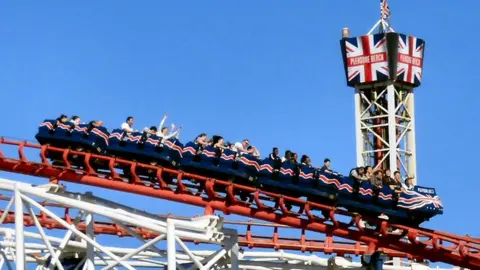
[374,252,387,270]
[224,229,239,270]
[14,184,25,270]
[83,213,95,270]
[354,88,364,167]
[167,218,176,270]
[407,91,418,184]
[387,84,398,174]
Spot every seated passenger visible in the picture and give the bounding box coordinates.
[156,113,182,141]
[403,176,415,190]
[234,139,250,154]
[300,155,312,167]
[86,120,99,132]
[195,133,209,149]
[88,120,103,128]
[370,169,383,189]
[269,147,280,161]
[364,166,373,179]
[251,146,260,158]
[281,150,292,162]
[350,166,367,182]
[55,114,68,126]
[212,135,227,152]
[382,168,394,186]
[142,126,158,137]
[121,116,135,133]
[319,158,332,173]
[69,116,80,126]
[391,171,403,191]
[290,152,299,165]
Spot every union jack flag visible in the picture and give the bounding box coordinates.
[396,34,425,86]
[381,0,390,20]
[343,33,390,85]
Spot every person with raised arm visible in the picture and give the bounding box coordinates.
[156,113,182,141]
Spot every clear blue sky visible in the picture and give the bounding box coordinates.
[0,0,479,267]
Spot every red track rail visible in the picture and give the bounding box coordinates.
[0,139,479,268]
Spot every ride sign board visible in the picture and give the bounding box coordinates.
[340,32,425,87]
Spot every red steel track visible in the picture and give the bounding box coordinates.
[0,139,479,268]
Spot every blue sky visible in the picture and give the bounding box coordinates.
[0,0,479,267]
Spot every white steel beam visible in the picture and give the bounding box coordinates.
[14,183,25,270]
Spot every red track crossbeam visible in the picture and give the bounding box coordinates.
[0,138,479,269]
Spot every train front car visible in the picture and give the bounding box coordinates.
[397,186,444,224]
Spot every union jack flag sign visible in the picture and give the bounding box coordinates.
[396,34,425,86]
[341,33,390,86]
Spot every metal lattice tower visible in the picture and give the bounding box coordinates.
[343,3,421,184]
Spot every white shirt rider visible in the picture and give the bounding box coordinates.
[121,117,135,133]
[156,113,182,141]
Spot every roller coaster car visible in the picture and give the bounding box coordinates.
[107,129,183,168]
[181,143,254,185]
[34,119,444,226]
[35,120,110,164]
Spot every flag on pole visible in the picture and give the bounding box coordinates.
[380,0,390,20]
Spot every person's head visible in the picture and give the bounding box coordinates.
[71,115,80,124]
[161,127,168,135]
[284,150,292,159]
[358,167,365,174]
[385,168,391,177]
[126,116,134,126]
[365,166,373,174]
[374,169,383,179]
[394,171,401,181]
[405,177,414,187]
[59,114,68,122]
[242,139,250,148]
[96,120,103,127]
[301,155,311,164]
[291,152,298,161]
[150,126,158,134]
[324,158,330,168]
[212,135,223,145]
[272,147,279,156]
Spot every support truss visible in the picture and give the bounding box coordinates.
[0,226,456,270]
[354,84,417,182]
[0,178,235,270]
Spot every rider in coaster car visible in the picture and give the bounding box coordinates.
[300,155,312,167]
[54,114,68,126]
[370,169,383,189]
[195,133,209,150]
[121,116,135,133]
[319,158,332,173]
[350,166,367,182]
[142,126,158,137]
[281,150,292,162]
[69,116,81,126]
[156,113,182,142]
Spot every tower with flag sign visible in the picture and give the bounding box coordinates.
[339,0,425,184]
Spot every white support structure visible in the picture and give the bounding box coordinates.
[0,228,461,270]
[354,83,418,183]
[0,177,461,269]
